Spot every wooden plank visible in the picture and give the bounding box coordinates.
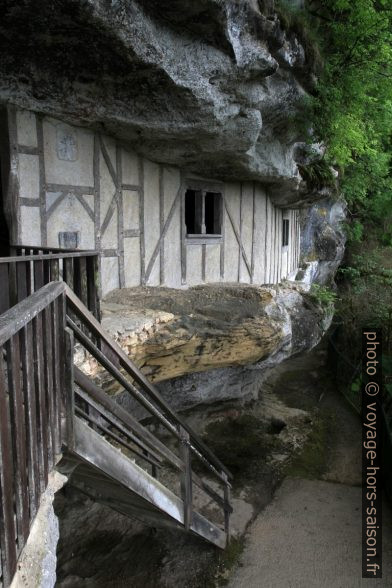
[264,195,268,284]
[238,183,243,281]
[74,386,163,467]
[143,183,180,282]
[116,143,125,290]
[33,259,44,291]
[0,348,17,585]
[86,256,99,319]
[99,136,117,187]
[45,183,95,195]
[220,190,225,280]
[0,263,9,315]
[79,257,88,308]
[9,243,96,255]
[74,368,179,470]
[8,262,18,308]
[64,328,75,450]
[179,427,192,531]
[33,312,49,492]
[43,306,55,470]
[138,156,146,284]
[58,294,68,448]
[63,258,74,291]
[17,145,40,155]
[20,323,40,519]
[52,296,63,454]
[0,282,65,346]
[251,183,256,283]
[191,471,233,514]
[43,259,51,286]
[224,197,252,279]
[72,418,227,549]
[72,257,82,300]
[159,165,164,285]
[6,334,30,548]
[68,318,181,440]
[16,260,29,303]
[65,286,232,480]
[74,405,162,470]
[222,472,230,537]
[0,251,98,263]
[180,183,186,284]
[36,116,47,245]
[50,258,60,281]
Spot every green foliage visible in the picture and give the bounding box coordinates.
[342,220,363,243]
[308,0,392,170]
[288,1,392,424]
[298,159,336,191]
[276,1,323,72]
[309,284,338,309]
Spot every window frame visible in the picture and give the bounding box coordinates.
[282,218,290,248]
[184,181,224,243]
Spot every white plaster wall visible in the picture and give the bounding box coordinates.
[224,182,240,282]
[122,148,139,186]
[16,109,37,147]
[124,237,141,287]
[101,256,119,294]
[100,149,116,223]
[20,206,41,245]
[123,190,139,231]
[47,195,95,250]
[14,108,301,296]
[43,119,94,187]
[186,244,203,286]
[163,167,182,287]
[205,243,221,282]
[267,198,274,283]
[239,182,253,284]
[144,159,160,286]
[19,154,40,200]
[252,185,267,284]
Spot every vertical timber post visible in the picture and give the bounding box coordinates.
[64,327,75,451]
[179,426,192,531]
[222,472,230,543]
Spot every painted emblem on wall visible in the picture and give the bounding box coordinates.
[56,125,78,161]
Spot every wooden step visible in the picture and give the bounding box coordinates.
[61,418,227,549]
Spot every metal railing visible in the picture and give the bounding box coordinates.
[0,283,66,586]
[0,282,232,586]
[0,244,100,319]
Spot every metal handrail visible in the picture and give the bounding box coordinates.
[0,281,232,586]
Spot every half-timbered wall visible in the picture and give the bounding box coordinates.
[6,107,300,295]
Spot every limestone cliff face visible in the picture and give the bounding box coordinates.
[1,0,322,205]
[300,199,346,285]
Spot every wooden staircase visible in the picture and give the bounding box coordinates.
[0,248,232,587]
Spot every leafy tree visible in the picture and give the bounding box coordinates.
[279,1,392,410]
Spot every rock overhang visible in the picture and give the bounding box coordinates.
[0,0,323,205]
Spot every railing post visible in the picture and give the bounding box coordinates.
[64,326,75,451]
[222,472,231,541]
[93,254,101,321]
[179,426,192,531]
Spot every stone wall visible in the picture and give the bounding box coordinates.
[4,106,301,295]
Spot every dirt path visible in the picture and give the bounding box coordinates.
[227,348,392,588]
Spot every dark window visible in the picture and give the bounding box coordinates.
[282,219,289,247]
[205,192,222,234]
[185,189,222,236]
